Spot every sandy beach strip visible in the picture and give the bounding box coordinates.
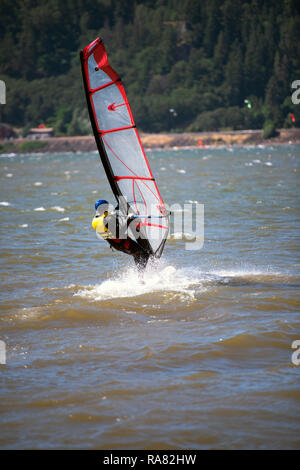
[1,128,300,154]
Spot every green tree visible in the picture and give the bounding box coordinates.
[224,40,243,106]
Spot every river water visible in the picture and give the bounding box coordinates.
[0,145,299,449]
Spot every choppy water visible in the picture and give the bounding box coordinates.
[0,145,299,449]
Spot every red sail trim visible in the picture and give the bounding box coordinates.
[89,79,121,95]
[113,176,155,181]
[83,38,101,59]
[99,125,136,136]
[93,43,119,82]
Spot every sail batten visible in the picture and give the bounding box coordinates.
[80,37,168,257]
[113,176,155,181]
[99,125,136,136]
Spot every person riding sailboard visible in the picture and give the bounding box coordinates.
[80,38,169,270]
[92,198,150,270]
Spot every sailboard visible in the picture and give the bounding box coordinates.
[80,38,169,258]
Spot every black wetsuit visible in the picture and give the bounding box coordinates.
[103,212,150,270]
[108,238,149,270]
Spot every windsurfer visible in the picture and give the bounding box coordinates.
[81,37,168,269]
[91,199,149,270]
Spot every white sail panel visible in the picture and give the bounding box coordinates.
[91,84,133,132]
[102,129,152,178]
[116,179,161,213]
[88,54,112,90]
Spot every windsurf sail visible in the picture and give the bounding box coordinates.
[80,38,169,257]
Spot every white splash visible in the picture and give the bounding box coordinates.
[74,264,201,301]
[34,207,46,211]
[33,181,43,186]
[0,201,11,206]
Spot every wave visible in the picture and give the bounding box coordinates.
[0,152,16,158]
[169,232,195,241]
[208,268,300,288]
[50,206,65,213]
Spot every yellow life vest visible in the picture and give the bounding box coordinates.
[92,212,113,239]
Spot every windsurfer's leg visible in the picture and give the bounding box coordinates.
[133,252,150,271]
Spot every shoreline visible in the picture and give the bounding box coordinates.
[1,128,300,154]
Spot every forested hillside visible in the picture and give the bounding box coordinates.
[1,0,300,135]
